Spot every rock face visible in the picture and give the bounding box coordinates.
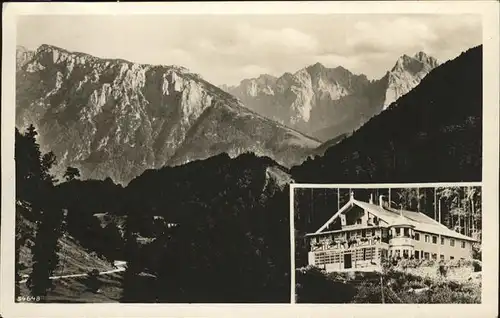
[16,45,34,71]
[223,54,438,141]
[16,44,320,185]
[382,52,439,110]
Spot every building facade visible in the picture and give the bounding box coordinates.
[306,192,478,272]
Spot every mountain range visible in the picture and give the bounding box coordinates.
[222,52,439,141]
[15,44,320,185]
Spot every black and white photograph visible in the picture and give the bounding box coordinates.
[293,184,482,303]
[1,2,499,318]
[8,12,486,303]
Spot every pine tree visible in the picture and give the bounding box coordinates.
[15,125,65,299]
[120,212,143,302]
[30,197,64,297]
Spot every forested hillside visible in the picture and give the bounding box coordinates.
[15,126,125,301]
[16,125,292,303]
[120,153,291,302]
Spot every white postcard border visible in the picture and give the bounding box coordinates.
[2,2,499,318]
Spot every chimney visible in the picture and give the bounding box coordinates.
[369,193,374,204]
[379,195,385,208]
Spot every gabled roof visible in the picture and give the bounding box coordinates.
[312,198,478,242]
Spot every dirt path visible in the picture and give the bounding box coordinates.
[19,266,126,284]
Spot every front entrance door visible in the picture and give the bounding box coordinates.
[344,253,352,269]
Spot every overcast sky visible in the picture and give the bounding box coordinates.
[17,14,481,86]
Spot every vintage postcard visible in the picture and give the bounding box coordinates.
[1,1,498,318]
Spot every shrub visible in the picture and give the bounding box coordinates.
[295,267,357,303]
[438,264,448,277]
[472,259,481,272]
[472,244,481,260]
[352,281,383,303]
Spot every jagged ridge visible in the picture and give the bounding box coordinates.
[223,53,439,141]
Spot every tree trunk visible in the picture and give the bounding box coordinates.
[450,205,453,229]
[310,188,314,225]
[463,209,466,236]
[417,188,421,212]
[434,189,437,220]
[471,196,475,237]
[438,198,442,225]
[337,188,340,211]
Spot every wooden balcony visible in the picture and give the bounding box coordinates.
[311,237,388,252]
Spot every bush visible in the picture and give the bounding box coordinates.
[472,243,481,260]
[472,259,481,272]
[438,264,448,277]
[352,281,383,303]
[295,267,357,303]
[428,284,480,304]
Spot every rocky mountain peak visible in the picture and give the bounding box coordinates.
[305,62,326,74]
[256,74,277,83]
[384,51,439,109]
[414,51,439,66]
[392,51,438,74]
[237,73,278,97]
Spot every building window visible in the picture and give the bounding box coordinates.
[432,253,437,260]
[450,239,455,247]
[441,237,445,245]
[450,256,454,260]
[425,235,430,243]
[432,236,437,244]
[461,241,466,248]
[396,228,401,237]
[404,228,409,237]
[421,250,424,258]
[372,229,376,236]
[414,250,419,259]
[396,250,401,258]
[357,219,362,224]
[440,255,444,260]
[424,252,430,260]
[415,233,420,240]
[403,250,409,259]
[362,229,366,237]
[381,249,387,259]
